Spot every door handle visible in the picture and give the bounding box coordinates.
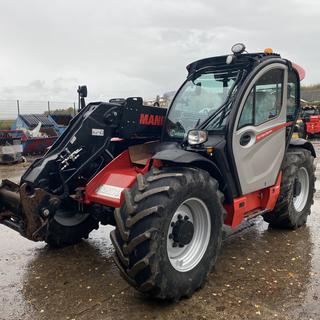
[240,133,252,146]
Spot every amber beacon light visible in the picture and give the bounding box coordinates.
[264,48,273,54]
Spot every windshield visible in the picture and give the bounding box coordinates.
[164,71,239,140]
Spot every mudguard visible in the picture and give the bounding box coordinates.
[153,148,223,181]
[289,138,316,158]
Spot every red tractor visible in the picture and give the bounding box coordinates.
[0,44,315,300]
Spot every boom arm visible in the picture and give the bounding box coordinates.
[0,97,166,240]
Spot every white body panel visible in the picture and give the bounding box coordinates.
[232,63,288,194]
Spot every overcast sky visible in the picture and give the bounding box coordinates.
[0,0,319,104]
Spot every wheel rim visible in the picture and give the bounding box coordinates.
[293,167,309,212]
[167,198,211,272]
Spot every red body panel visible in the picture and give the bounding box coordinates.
[306,116,320,134]
[292,63,306,81]
[224,173,282,228]
[85,150,150,207]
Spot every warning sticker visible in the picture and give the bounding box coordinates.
[95,185,124,199]
[70,135,77,144]
[92,128,104,136]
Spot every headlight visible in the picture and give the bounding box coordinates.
[187,130,208,145]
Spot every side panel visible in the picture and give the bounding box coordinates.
[232,63,288,194]
[85,149,151,208]
[118,97,167,139]
[224,173,281,228]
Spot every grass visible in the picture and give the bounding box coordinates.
[0,120,14,130]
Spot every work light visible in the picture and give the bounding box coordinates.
[231,43,246,54]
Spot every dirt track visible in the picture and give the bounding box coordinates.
[0,145,320,320]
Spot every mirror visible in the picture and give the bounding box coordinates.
[77,85,87,98]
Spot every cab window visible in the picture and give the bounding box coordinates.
[238,68,284,129]
[287,69,299,121]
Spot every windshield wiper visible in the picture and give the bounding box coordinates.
[199,70,247,129]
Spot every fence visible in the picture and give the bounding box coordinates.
[301,90,320,103]
[0,100,77,120]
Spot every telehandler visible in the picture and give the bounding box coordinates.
[0,44,315,300]
[296,105,320,139]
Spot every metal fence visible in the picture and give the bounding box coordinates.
[301,90,320,103]
[0,100,77,120]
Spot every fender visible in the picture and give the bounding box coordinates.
[153,148,223,182]
[289,138,316,157]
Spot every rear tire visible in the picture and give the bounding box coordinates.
[111,167,225,300]
[45,212,99,248]
[263,148,315,229]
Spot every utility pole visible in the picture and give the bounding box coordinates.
[17,100,20,115]
[47,101,50,115]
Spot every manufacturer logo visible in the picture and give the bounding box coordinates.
[139,113,164,126]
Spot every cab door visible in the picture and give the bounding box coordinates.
[232,63,288,195]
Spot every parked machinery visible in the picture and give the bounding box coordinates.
[0,44,315,300]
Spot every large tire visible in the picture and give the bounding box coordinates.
[263,148,315,228]
[111,167,225,300]
[45,212,99,248]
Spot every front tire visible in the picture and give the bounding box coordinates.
[263,148,315,228]
[111,167,225,300]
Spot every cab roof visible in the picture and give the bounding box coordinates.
[186,52,305,81]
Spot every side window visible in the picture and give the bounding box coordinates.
[238,68,284,129]
[287,69,299,121]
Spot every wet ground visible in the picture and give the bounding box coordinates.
[0,147,320,320]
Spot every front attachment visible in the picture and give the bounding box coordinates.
[0,180,60,241]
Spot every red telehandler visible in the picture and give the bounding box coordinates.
[296,106,320,139]
[0,44,315,300]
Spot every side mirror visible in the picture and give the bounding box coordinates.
[77,85,87,112]
[77,85,87,98]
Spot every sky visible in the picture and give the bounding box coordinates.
[0,0,319,105]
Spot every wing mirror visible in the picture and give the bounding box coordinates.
[77,85,87,98]
[77,85,87,111]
